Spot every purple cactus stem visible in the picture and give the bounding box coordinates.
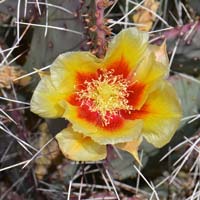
[154,20,200,45]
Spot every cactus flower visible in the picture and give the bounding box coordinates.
[30,28,182,162]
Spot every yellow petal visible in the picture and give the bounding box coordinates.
[135,49,168,84]
[55,125,107,161]
[103,28,149,72]
[132,50,168,109]
[116,137,142,165]
[150,41,169,67]
[142,81,182,147]
[30,75,65,118]
[63,102,143,145]
[50,52,101,95]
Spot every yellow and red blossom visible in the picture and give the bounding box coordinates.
[30,28,182,162]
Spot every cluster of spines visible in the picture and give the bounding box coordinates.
[80,0,112,57]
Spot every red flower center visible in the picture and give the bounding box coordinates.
[76,69,134,126]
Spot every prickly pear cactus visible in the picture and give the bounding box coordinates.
[153,21,200,76]
[0,0,39,20]
[24,0,85,72]
[0,1,200,199]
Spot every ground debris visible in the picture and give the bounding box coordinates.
[0,65,30,89]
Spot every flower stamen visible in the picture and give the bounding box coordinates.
[76,69,134,126]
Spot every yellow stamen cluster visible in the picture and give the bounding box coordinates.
[76,70,133,126]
